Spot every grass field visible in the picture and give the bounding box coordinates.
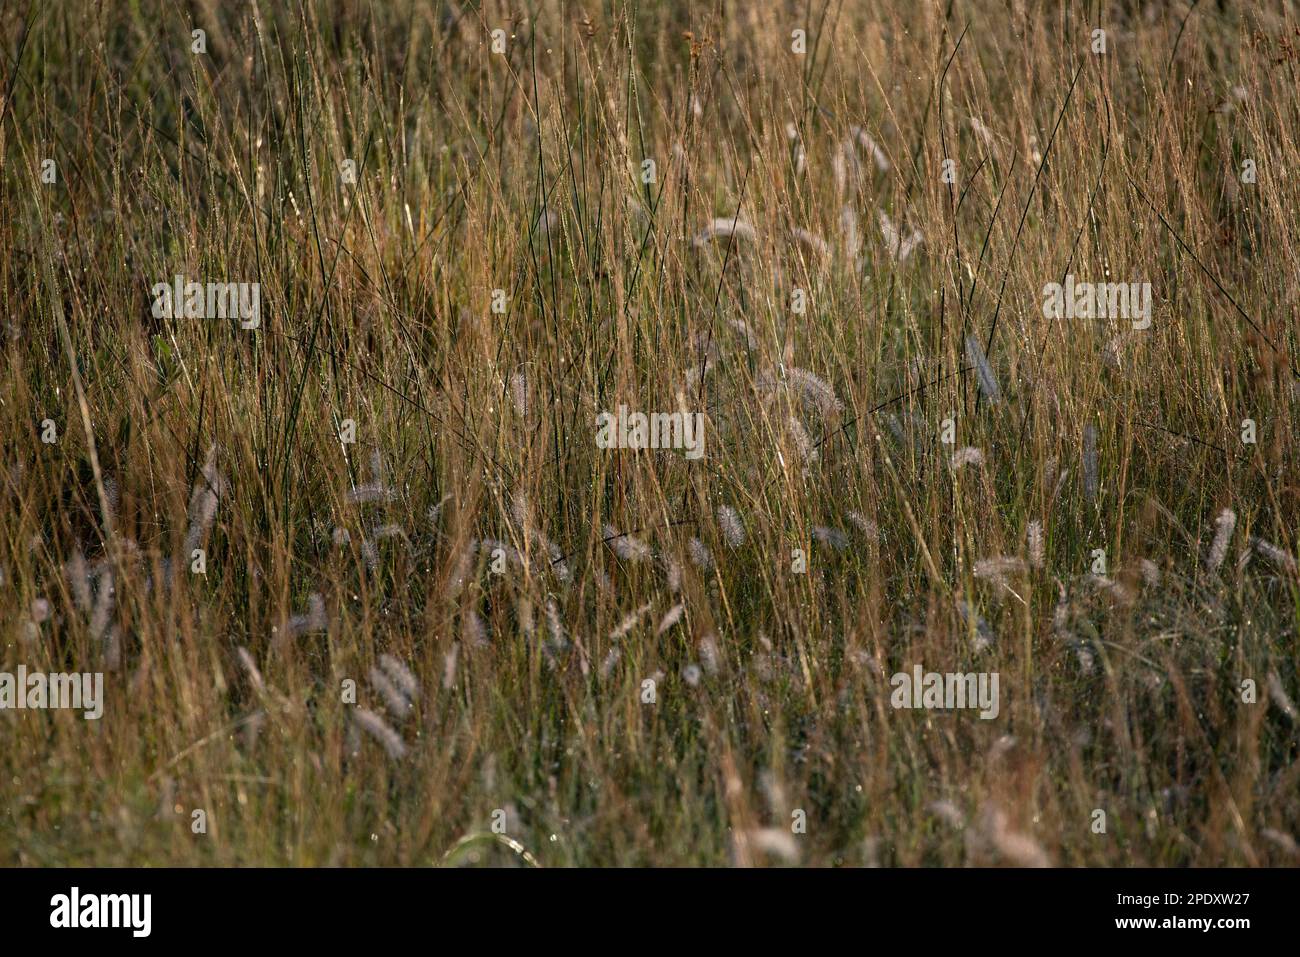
[2,0,1299,866]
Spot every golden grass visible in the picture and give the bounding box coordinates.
[1,0,1298,866]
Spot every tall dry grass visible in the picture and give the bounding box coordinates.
[1,0,1298,865]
